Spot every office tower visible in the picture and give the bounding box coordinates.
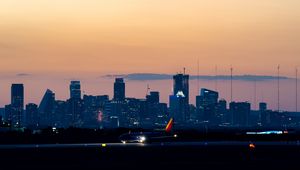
[196,88,219,124]
[113,78,125,101]
[67,97,84,128]
[173,74,189,104]
[218,99,227,112]
[4,104,12,123]
[169,91,187,124]
[124,98,142,128]
[53,100,68,128]
[107,78,126,127]
[146,91,160,125]
[172,73,190,123]
[217,99,227,123]
[70,81,81,99]
[83,95,109,128]
[104,100,125,127]
[68,81,83,127]
[196,89,219,108]
[38,89,55,126]
[25,103,38,128]
[258,102,268,126]
[230,102,251,126]
[259,102,267,112]
[146,91,160,104]
[11,84,24,128]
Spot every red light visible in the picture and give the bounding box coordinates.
[97,111,103,122]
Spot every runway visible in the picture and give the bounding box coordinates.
[1,141,300,149]
[1,141,300,169]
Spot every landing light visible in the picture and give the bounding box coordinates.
[174,134,178,138]
[101,144,107,147]
[122,141,126,144]
[139,136,146,143]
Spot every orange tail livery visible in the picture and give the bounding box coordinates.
[165,118,174,133]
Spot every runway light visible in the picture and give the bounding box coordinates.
[249,143,256,150]
[174,134,178,138]
[122,141,126,144]
[101,144,107,147]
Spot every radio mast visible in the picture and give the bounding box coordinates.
[230,66,233,103]
[296,67,298,112]
[215,65,218,91]
[277,65,280,112]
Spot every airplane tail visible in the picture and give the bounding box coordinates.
[165,118,174,133]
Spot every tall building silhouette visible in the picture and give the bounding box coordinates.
[83,95,109,128]
[169,91,187,123]
[11,84,24,128]
[113,78,125,101]
[196,88,219,124]
[230,102,251,126]
[38,89,55,126]
[146,91,160,104]
[171,73,190,123]
[173,74,189,104]
[70,81,81,99]
[259,102,267,112]
[4,104,12,124]
[146,91,162,126]
[25,103,38,128]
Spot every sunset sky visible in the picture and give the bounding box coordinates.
[0,0,300,76]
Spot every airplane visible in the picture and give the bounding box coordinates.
[119,118,178,144]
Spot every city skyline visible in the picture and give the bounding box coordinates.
[0,71,298,112]
[1,1,300,168]
[1,73,299,130]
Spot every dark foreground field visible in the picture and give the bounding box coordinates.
[0,142,300,170]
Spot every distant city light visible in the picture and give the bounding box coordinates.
[97,111,104,122]
[246,131,285,135]
[176,91,185,98]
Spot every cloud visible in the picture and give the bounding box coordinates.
[16,73,31,77]
[103,73,291,81]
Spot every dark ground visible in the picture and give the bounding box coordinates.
[1,142,300,170]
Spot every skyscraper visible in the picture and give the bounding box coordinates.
[113,78,125,101]
[4,104,12,124]
[171,73,190,123]
[38,89,55,126]
[70,81,81,99]
[146,91,160,104]
[146,91,161,126]
[196,89,219,108]
[259,102,267,112]
[83,95,109,128]
[25,103,38,128]
[173,74,189,104]
[230,102,251,126]
[196,88,219,124]
[11,84,24,128]
[169,91,186,123]
[67,98,84,128]
[53,100,68,128]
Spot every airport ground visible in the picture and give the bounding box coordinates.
[1,142,300,170]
